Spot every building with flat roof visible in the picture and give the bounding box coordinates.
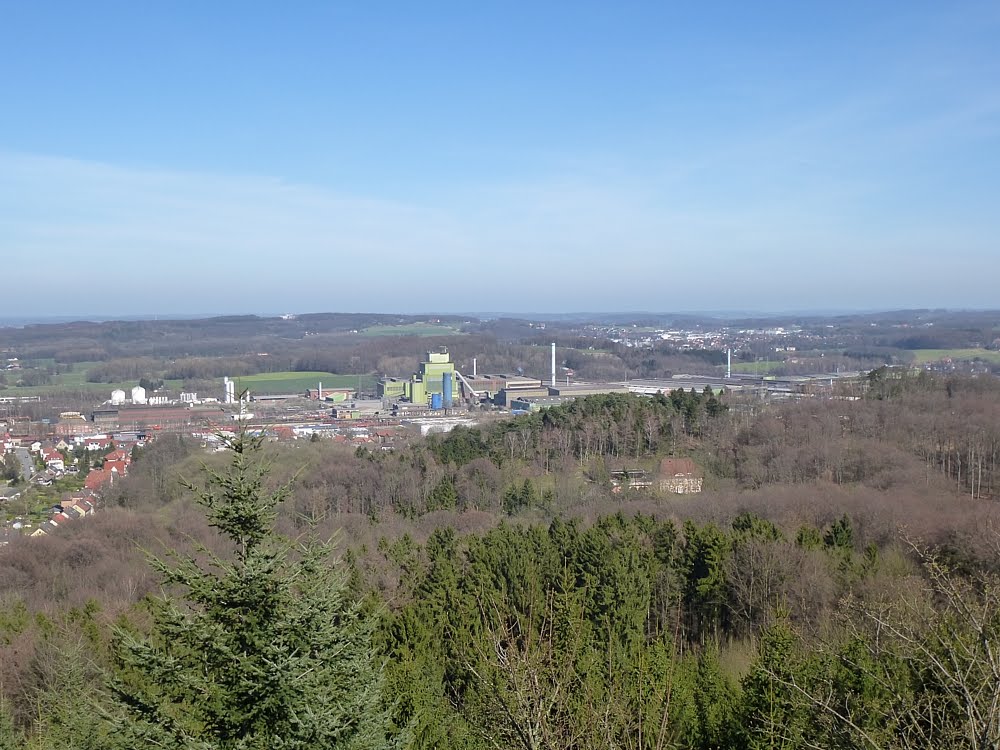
[90,404,224,430]
[509,396,574,412]
[496,387,551,408]
[546,384,629,397]
[331,400,385,420]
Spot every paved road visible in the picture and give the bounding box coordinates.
[14,447,34,481]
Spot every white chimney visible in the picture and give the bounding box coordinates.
[551,343,556,387]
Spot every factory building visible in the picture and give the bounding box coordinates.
[506,385,629,412]
[378,347,457,407]
[444,373,537,402]
[378,378,407,400]
[509,396,574,412]
[493,377,630,408]
[331,400,385,420]
[546,383,629,397]
[378,349,617,410]
[89,404,224,430]
[494,386,550,408]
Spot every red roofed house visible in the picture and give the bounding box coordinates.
[104,448,130,464]
[104,459,128,477]
[42,448,65,471]
[372,428,398,444]
[83,437,114,451]
[658,458,703,494]
[85,469,114,492]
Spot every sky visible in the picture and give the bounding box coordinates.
[1,1,998,316]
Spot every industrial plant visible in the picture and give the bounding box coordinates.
[376,345,630,414]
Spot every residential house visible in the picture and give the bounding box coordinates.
[83,437,114,452]
[41,448,65,472]
[658,457,704,494]
[104,459,128,477]
[61,496,96,517]
[85,468,114,492]
[104,448,130,464]
[610,469,654,492]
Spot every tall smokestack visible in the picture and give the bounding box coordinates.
[473,357,477,378]
[318,381,323,400]
[727,348,732,379]
[551,343,556,387]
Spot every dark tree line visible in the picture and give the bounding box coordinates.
[430,391,727,470]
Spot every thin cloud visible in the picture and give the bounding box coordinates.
[0,150,997,313]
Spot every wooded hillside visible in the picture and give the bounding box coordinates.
[1,372,998,748]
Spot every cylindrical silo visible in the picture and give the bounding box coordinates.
[442,372,453,408]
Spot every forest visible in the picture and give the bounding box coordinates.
[1,371,999,749]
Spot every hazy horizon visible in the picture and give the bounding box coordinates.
[1,306,997,329]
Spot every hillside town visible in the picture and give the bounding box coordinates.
[0,430,136,542]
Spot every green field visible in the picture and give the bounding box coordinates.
[1,361,185,396]
[3,360,107,393]
[232,372,375,395]
[0,363,372,398]
[909,349,1000,365]
[360,323,464,337]
[53,362,102,387]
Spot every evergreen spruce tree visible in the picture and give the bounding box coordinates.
[28,638,112,750]
[426,475,458,511]
[740,620,809,750]
[0,697,19,750]
[691,645,738,749]
[108,433,390,749]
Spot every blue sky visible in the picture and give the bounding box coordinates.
[1,1,998,315]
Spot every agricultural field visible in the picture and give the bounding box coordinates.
[0,361,377,398]
[909,348,1000,365]
[360,322,464,337]
[229,371,376,395]
[0,361,184,396]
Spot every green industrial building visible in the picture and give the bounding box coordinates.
[377,347,456,406]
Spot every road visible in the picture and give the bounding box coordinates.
[14,447,34,481]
